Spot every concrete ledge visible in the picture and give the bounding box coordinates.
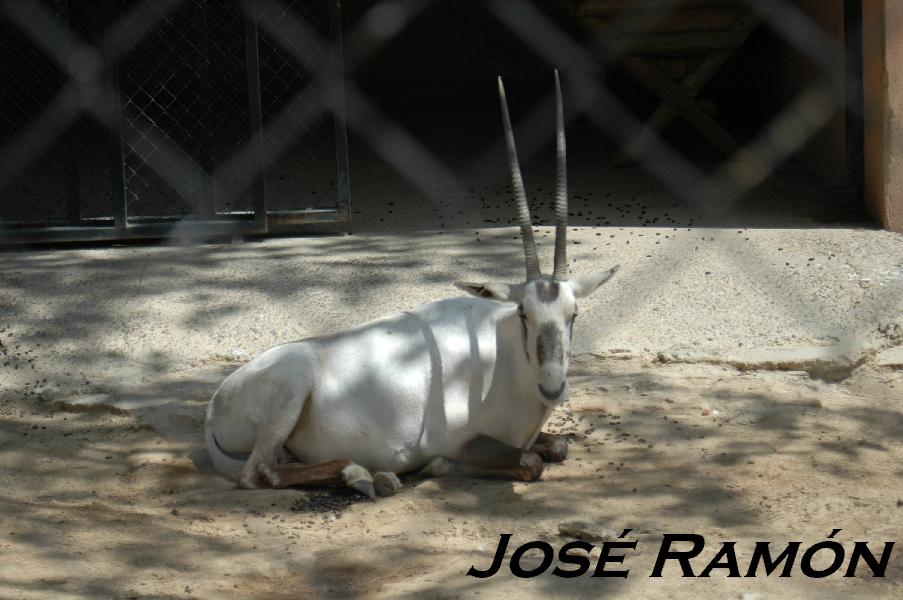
[0,227,899,401]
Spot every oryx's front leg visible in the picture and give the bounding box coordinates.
[255,460,399,499]
[531,432,568,463]
[421,435,544,482]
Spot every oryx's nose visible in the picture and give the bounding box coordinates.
[538,381,566,401]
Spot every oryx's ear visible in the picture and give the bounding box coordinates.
[570,265,620,298]
[454,281,525,302]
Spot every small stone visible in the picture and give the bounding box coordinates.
[558,521,618,542]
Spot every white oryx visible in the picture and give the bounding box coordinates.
[205,71,619,498]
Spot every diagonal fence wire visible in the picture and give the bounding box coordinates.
[0,0,895,345]
[0,0,861,227]
[248,0,470,218]
[1,0,339,226]
[489,0,846,219]
[0,0,187,197]
[482,0,893,354]
[1,0,468,229]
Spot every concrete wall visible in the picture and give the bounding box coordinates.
[863,0,903,231]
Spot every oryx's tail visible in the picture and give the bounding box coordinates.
[204,394,244,483]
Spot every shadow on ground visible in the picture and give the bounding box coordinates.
[2,355,901,598]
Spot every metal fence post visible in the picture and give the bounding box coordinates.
[243,0,267,231]
[102,0,127,230]
[194,0,216,218]
[60,0,81,225]
[329,0,351,222]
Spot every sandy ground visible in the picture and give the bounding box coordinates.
[1,164,901,599]
[1,355,902,599]
[0,220,901,599]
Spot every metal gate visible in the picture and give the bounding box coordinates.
[0,0,350,244]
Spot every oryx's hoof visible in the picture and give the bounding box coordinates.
[373,471,401,497]
[255,462,282,488]
[518,451,544,482]
[534,437,568,463]
[341,463,375,499]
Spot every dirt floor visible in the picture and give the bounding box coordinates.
[1,355,901,599]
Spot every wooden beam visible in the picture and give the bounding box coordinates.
[621,55,740,155]
[611,11,760,165]
[606,7,744,33]
[583,25,748,56]
[579,0,744,18]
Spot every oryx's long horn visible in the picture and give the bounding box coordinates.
[552,69,568,281]
[498,76,541,281]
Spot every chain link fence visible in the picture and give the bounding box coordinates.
[0,0,868,244]
[0,0,349,242]
[0,1,110,226]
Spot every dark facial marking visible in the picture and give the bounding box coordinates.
[537,322,564,364]
[535,280,560,303]
[518,305,529,358]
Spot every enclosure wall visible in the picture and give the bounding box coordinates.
[863,0,903,231]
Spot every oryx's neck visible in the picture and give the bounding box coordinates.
[495,307,562,448]
[497,308,533,391]
[523,405,554,450]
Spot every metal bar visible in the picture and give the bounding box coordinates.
[580,0,744,17]
[843,0,864,193]
[243,0,267,230]
[267,209,348,225]
[329,0,351,222]
[102,0,127,230]
[0,220,265,245]
[193,0,216,217]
